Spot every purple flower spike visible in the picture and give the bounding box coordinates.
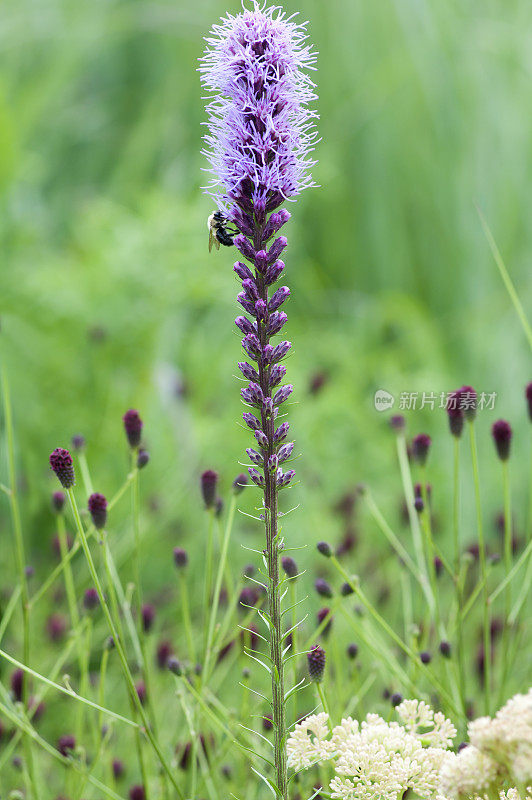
[307,645,326,682]
[199,3,317,214]
[88,492,108,530]
[412,434,431,466]
[173,547,188,568]
[201,470,218,509]
[123,409,143,449]
[492,419,512,461]
[273,384,293,406]
[526,382,532,421]
[269,287,291,312]
[49,448,75,489]
[52,490,66,514]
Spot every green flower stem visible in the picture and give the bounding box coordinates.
[179,572,196,664]
[289,581,298,728]
[420,465,442,636]
[66,488,184,799]
[497,459,513,708]
[78,451,94,495]
[204,493,237,680]
[203,508,216,653]
[316,682,332,730]
[467,421,491,715]
[452,437,467,715]
[396,434,435,616]
[1,363,39,798]
[0,584,21,645]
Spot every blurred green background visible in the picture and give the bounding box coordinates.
[1,0,531,574]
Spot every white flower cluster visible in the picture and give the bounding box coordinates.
[438,688,532,800]
[287,700,456,800]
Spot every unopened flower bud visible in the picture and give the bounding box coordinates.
[281,556,298,580]
[307,644,326,682]
[88,493,107,530]
[201,470,218,509]
[232,473,248,494]
[316,541,332,558]
[492,419,512,461]
[49,448,75,489]
[123,409,143,449]
[412,434,431,466]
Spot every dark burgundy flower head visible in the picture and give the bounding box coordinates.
[526,382,532,421]
[316,541,332,558]
[439,640,452,658]
[262,713,273,731]
[419,651,431,664]
[390,415,406,433]
[281,556,298,580]
[492,419,512,461]
[173,547,188,568]
[347,642,358,660]
[112,758,125,780]
[459,385,477,422]
[307,644,326,682]
[201,470,218,509]
[446,391,464,438]
[391,692,403,707]
[411,434,431,466]
[47,613,67,642]
[123,409,143,449]
[51,490,66,514]
[129,786,146,800]
[83,587,99,611]
[315,578,333,598]
[239,586,259,609]
[167,656,182,675]
[71,434,85,452]
[317,607,332,638]
[49,448,75,489]
[135,681,146,705]
[11,669,24,703]
[232,472,248,494]
[141,604,156,633]
[156,640,174,669]
[57,733,76,757]
[137,449,150,469]
[88,492,107,530]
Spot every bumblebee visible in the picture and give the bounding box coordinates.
[208,211,237,252]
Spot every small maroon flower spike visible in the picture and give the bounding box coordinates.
[49,448,75,489]
[526,382,532,421]
[173,547,188,568]
[201,470,218,509]
[112,758,125,780]
[88,492,107,530]
[129,786,146,800]
[446,390,464,438]
[232,473,248,494]
[57,733,76,757]
[412,434,431,466]
[137,449,150,469]
[83,587,99,611]
[71,434,85,452]
[156,640,173,669]
[281,556,298,580]
[315,578,333,598]
[390,415,406,433]
[307,644,326,682]
[11,669,24,703]
[47,613,67,642]
[317,607,332,638]
[123,409,143,449]
[51,490,66,514]
[492,420,512,461]
[459,385,477,422]
[135,681,146,705]
[141,604,156,633]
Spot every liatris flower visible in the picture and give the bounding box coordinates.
[49,448,75,489]
[123,409,143,449]
[412,434,431,466]
[307,644,326,682]
[201,470,218,509]
[51,490,66,513]
[201,6,317,796]
[88,492,107,530]
[492,419,513,461]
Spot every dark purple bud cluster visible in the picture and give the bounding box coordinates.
[492,419,512,461]
[49,448,75,489]
[526,382,532,421]
[411,434,431,466]
[88,492,108,530]
[307,644,326,682]
[123,409,143,449]
[201,470,218,509]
